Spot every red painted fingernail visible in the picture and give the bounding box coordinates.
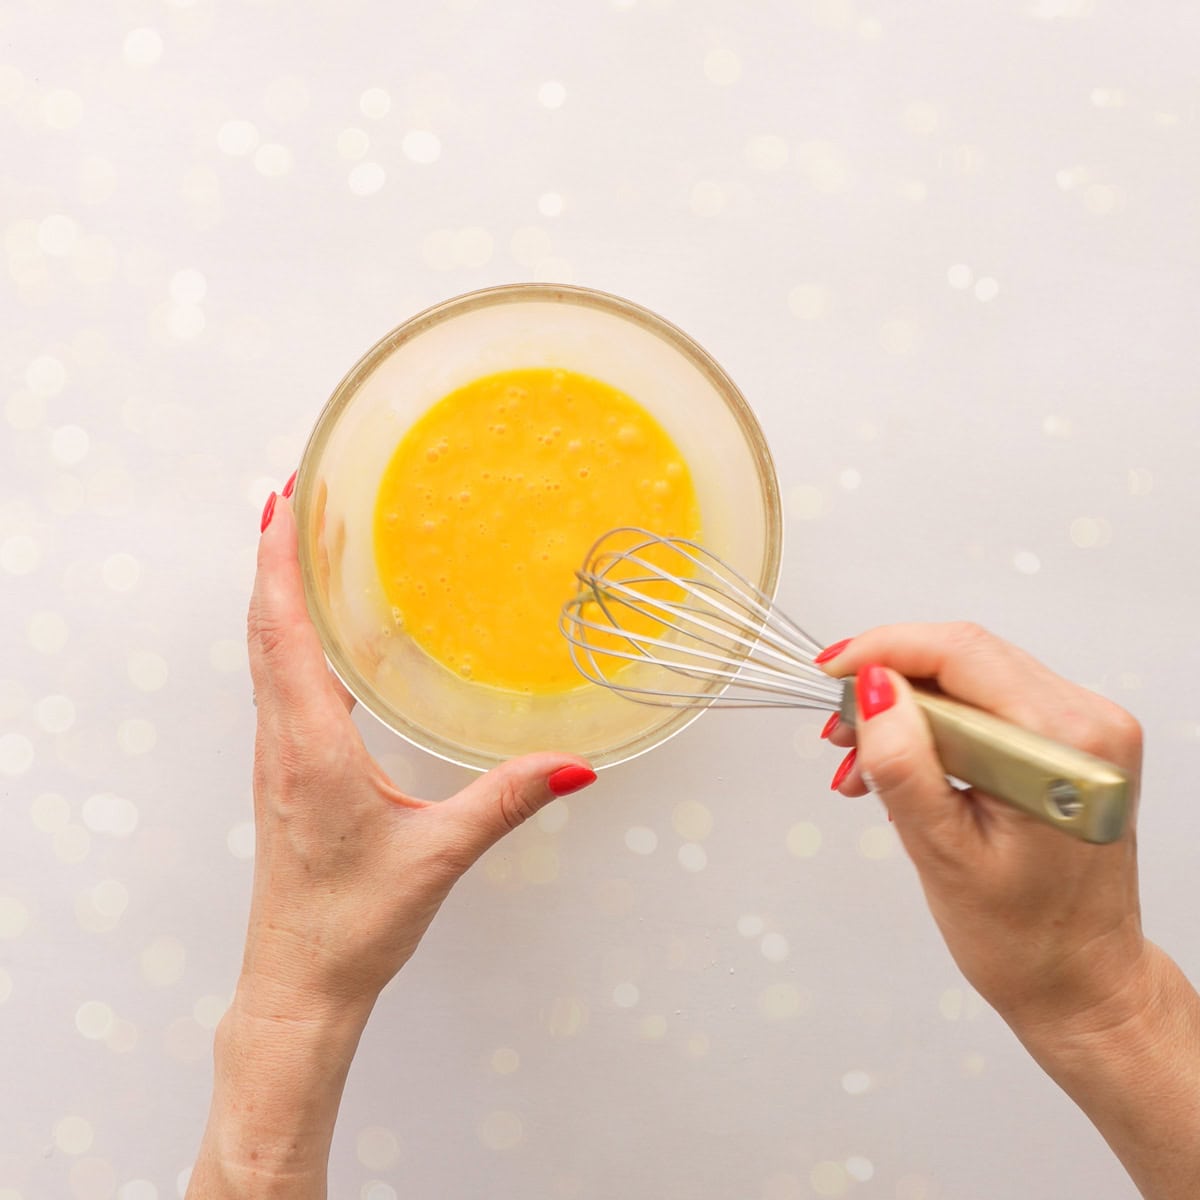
[260,491,277,533]
[814,638,851,665]
[547,764,596,797]
[830,748,857,790]
[282,470,297,499]
[820,713,840,740]
[857,664,896,720]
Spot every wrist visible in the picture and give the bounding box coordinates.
[1010,940,1200,1110]
[193,978,374,1198]
[1009,944,1200,1199]
[1007,934,1156,1060]
[238,903,402,1017]
[231,967,377,1033]
[980,902,1147,1043]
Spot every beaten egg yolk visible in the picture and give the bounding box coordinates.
[373,367,701,693]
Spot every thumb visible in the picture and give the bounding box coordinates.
[851,665,974,856]
[439,753,597,861]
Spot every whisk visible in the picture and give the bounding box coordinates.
[559,528,1129,844]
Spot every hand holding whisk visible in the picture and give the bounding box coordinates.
[559,528,1130,844]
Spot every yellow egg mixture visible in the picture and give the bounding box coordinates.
[373,367,701,692]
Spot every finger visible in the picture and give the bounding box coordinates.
[248,494,349,722]
[831,748,870,797]
[822,713,857,750]
[851,664,974,854]
[815,622,1089,739]
[438,753,597,862]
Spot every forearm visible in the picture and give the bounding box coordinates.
[186,980,373,1199]
[1015,943,1200,1200]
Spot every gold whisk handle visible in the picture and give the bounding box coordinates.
[838,679,1131,845]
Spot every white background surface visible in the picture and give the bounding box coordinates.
[3,2,1199,1198]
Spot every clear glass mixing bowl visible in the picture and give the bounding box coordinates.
[295,283,781,770]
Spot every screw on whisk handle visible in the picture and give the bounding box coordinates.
[837,679,1131,845]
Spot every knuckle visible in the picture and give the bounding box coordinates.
[261,728,353,790]
[1033,697,1141,768]
[424,832,478,881]
[247,601,290,663]
[1053,705,1109,760]
[493,771,538,832]
[1111,708,1144,759]
[309,739,357,782]
[945,620,991,653]
[1087,702,1143,765]
[1073,720,1110,761]
[861,741,923,796]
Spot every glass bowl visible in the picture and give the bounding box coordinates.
[295,283,781,770]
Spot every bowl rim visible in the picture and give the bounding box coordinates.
[294,281,783,770]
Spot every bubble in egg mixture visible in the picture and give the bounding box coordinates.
[373,368,701,693]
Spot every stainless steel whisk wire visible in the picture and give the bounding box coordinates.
[557,526,1131,846]
[559,528,843,710]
